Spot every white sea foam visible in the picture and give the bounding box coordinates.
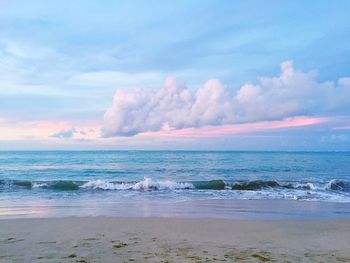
[80,178,194,191]
[81,180,131,190]
[132,178,194,190]
[32,182,48,188]
[295,182,317,190]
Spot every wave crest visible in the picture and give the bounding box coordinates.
[81,178,194,191]
[326,179,350,192]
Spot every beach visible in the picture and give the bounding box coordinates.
[1,0,350,261]
[1,217,349,262]
[1,151,350,262]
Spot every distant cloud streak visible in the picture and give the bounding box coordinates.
[50,127,97,139]
[50,128,77,139]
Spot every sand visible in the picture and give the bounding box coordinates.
[0,217,349,262]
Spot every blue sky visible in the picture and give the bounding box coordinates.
[0,0,349,150]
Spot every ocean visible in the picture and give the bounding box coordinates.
[1,151,350,219]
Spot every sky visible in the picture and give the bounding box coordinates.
[0,0,349,150]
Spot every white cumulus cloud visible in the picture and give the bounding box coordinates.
[102,61,350,137]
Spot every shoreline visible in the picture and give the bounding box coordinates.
[1,217,349,262]
[1,199,350,220]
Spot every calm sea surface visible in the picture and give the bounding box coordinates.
[1,151,350,219]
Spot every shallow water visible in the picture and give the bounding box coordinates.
[0,151,350,219]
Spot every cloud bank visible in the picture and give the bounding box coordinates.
[102,61,350,137]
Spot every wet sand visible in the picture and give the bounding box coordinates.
[0,217,349,262]
[2,199,350,220]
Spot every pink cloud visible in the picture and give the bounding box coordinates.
[140,116,329,138]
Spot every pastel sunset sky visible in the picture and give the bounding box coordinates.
[0,0,349,150]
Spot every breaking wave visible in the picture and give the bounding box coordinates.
[1,178,349,192]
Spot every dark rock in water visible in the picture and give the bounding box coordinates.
[195,180,226,190]
[231,180,280,190]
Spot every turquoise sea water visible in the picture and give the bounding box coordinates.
[1,151,350,219]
